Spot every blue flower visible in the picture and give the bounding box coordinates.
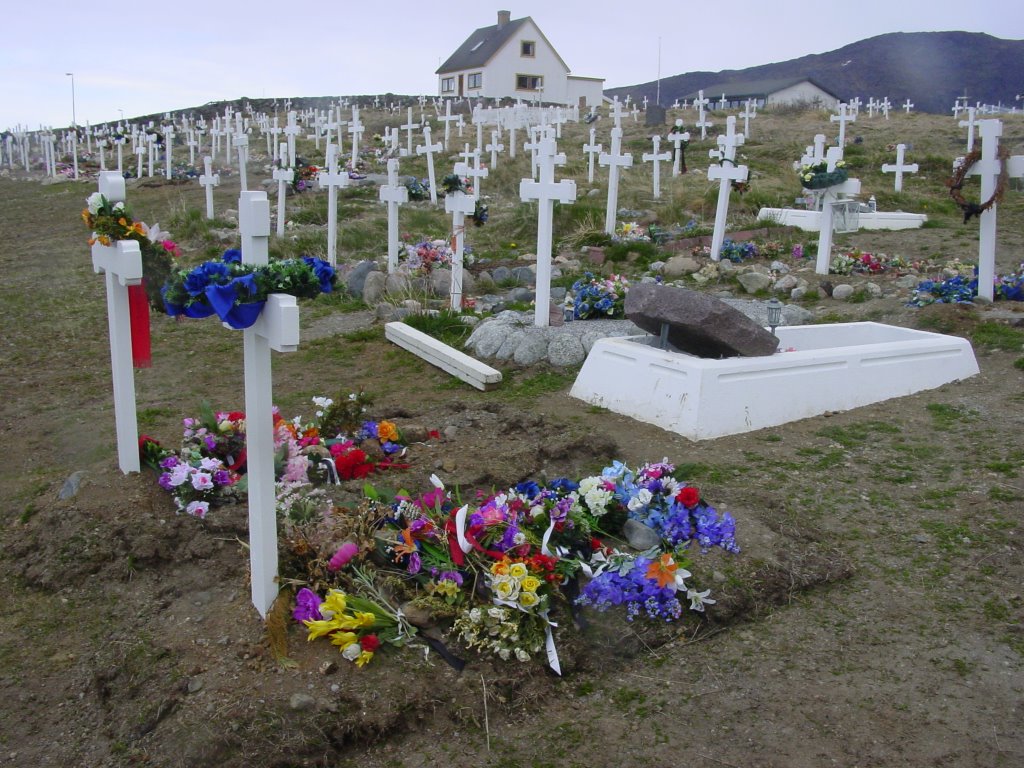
[515,480,542,499]
[222,249,242,264]
[302,256,336,293]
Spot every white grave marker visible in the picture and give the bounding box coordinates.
[199,156,220,219]
[707,117,749,261]
[486,130,504,169]
[272,142,294,236]
[598,126,633,235]
[959,106,978,152]
[317,144,350,266]
[668,121,690,177]
[583,127,602,183]
[830,103,855,149]
[444,189,477,311]
[642,135,672,199]
[881,143,918,192]
[813,147,862,275]
[400,107,419,157]
[520,138,576,327]
[90,172,141,474]
[416,126,442,205]
[379,158,409,273]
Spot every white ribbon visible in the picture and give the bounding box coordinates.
[540,516,557,556]
[453,504,472,554]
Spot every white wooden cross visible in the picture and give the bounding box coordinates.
[475,117,484,155]
[459,143,476,167]
[379,158,409,273]
[486,129,504,169]
[317,144,350,266]
[880,97,891,119]
[524,126,543,180]
[199,156,220,219]
[830,103,855,149]
[962,120,1024,301]
[283,110,301,167]
[416,126,442,205]
[849,96,861,115]
[694,109,714,141]
[519,135,577,324]
[866,98,878,118]
[631,104,640,123]
[113,134,126,174]
[440,100,460,150]
[236,190,300,619]
[903,99,914,114]
[881,143,918,192]
[268,115,282,161]
[598,126,633,235]
[813,147,861,275]
[608,97,626,130]
[951,98,965,119]
[718,93,728,111]
[400,107,419,157]
[642,135,672,199]
[272,142,294,236]
[146,132,156,177]
[233,116,249,192]
[739,99,756,137]
[798,134,828,168]
[186,129,198,166]
[707,117,748,261]
[164,124,175,179]
[348,105,364,168]
[693,90,709,114]
[444,188,477,311]
[465,149,488,201]
[668,120,690,177]
[91,172,141,474]
[97,139,107,171]
[583,127,602,183]
[959,106,978,152]
[134,137,145,179]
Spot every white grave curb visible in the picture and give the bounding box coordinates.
[385,322,502,391]
[570,322,979,441]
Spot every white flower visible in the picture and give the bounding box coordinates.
[86,192,105,215]
[198,457,222,471]
[584,487,612,516]
[191,472,214,491]
[687,588,716,612]
[487,606,505,621]
[498,648,510,661]
[672,567,693,593]
[578,476,602,495]
[185,500,209,518]
[627,489,653,512]
[429,474,445,489]
[341,642,362,661]
[515,648,530,662]
[468,607,482,623]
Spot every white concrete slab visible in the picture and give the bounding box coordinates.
[758,207,927,231]
[386,321,502,391]
[570,322,979,441]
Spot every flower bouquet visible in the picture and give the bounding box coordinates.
[570,272,630,319]
[161,249,336,329]
[798,160,848,190]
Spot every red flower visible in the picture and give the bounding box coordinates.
[335,448,375,480]
[676,486,700,509]
[359,635,381,652]
[227,411,245,422]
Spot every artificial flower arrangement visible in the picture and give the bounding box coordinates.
[82,192,180,308]
[291,157,319,192]
[570,272,630,319]
[286,459,740,669]
[718,238,759,263]
[160,249,336,329]
[398,237,475,274]
[907,262,1024,307]
[612,221,650,243]
[404,177,431,201]
[798,159,848,190]
[440,173,488,226]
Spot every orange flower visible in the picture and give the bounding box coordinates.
[377,420,399,443]
[645,553,678,589]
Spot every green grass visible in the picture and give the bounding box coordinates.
[498,369,577,399]
[971,322,1024,351]
[401,310,476,347]
[925,402,977,429]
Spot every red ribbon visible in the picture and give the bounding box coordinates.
[127,283,152,368]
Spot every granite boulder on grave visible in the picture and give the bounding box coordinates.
[625,283,778,358]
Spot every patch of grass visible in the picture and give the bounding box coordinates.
[1014,357,1024,371]
[402,310,475,347]
[137,406,177,429]
[920,519,975,553]
[817,420,899,448]
[987,485,1018,502]
[925,402,977,430]
[984,460,1019,477]
[500,369,577,399]
[340,326,383,343]
[971,321,1024,351]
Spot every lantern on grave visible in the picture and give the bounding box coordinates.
[831,200,860,234]
[766,297,783,336]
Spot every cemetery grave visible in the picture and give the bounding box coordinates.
[1,98,1023,768]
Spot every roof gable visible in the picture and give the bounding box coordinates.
[436,16,569,74]
[684,77,840,101]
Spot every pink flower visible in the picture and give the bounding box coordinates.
[185,500,209,518]
[328,542,359,571]
[191,472,214,491]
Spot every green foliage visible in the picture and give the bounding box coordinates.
[971,322,1024,351]
[402,310,476,347]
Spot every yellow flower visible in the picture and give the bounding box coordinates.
[434,580,459,598]
[304,618,341,641]
[321,590,348,616]
[491,560,510,576]
[493,579,516,600]
[508,562,528,580]
[355,650,374,667]
[377,420,399,442]
[327,630,358,650]
[518,591,539,608]
[520,576,540,593]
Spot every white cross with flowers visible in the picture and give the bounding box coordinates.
[416,126,442,205]
[707,117,748,262]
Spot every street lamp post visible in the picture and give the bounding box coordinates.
[65,72,76,127]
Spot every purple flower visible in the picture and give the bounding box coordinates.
[158,473,174,490]
[293,588,323,623]
[159,456,179,470]
[204,435,217,451]
[438,570,463,586]
[407,552,422,575]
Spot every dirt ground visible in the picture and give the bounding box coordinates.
[1,111,1023,768]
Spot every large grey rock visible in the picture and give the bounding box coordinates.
[346,260,379,297]
[831,284,855,301]
[362,271,386,304]
[58,471,87,500]
[623,519,662,550]
[625,283,779,358]
[736,271,773,294]
[547,333,587,367]
[491,266,511,284]
[662,255,700,279]
[430,268,451,297]
[773,274,800,293]
[511,266,536,285]
[509,287,535,303]
[512,330,550,366]
[384,273,412,297]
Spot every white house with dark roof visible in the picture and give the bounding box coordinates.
[436,10,604,106]
[684,78,840,110]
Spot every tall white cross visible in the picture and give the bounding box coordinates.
[486,129,504,169]
[962,120,1024,301]
[881,143,919,193]
[903,98,914,114]
[444,189,477,310]
[440,100,460,150]
[283,111,301,167]
[880,97,891,119]
[233,116,249,191]
[465,150,488,201]
[668,121,690,176]
[520,137,576,327]
[707,117,748,261]
[199,156,220,219]
[272,143,294,236]
[959,106,978,152]
[642,135,672,199]
[134,138,145,179]
[814,147,861,275]
[718,93,728,111]
[830,103,855,149]
[695,110,713,141]
[348,105,364,168]
[608,97,626,129]
[400,107,419,157]
[739,99,756,137]
[379,158,409,273]
[598,126,633,235]
[317,144,350,266]
[237,190,300,618]
[583,127,602,183]
[416,126,442,205]
[90,172,141,474]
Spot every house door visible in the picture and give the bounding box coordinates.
[458,75,464,97]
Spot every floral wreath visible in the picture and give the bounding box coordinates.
[946,148,1010,223]
[440,173,488,227]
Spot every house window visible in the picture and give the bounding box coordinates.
[440,77,455,94]
[521,40,535,57]
[516,74,542,91]
[468,72,482,90]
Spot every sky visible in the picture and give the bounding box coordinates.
[4,0,1021,130]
